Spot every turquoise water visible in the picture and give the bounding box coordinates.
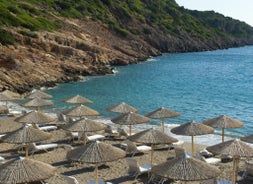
[46,46,253,138]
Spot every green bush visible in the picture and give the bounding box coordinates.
[0,29,15,45]
[18,30,38,38]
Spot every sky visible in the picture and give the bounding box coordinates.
[175,0,253,26]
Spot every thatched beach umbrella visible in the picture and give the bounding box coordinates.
[61,118,106,143]
[67,141,126,184]
[146,107,180,133]
[207,139,253,184]
[0,157,56,184]
[62,105,99,118]
[107,102,138,114]
[26,90,52,99]
[46,174,74,184]
[171,121,214,155]
[0,93,15,108]
[61,118,106,132]
[22,97,53,111]
[1,125,52,157]
[151,154,220,183]
[111,111,150,135]
[129,128,178,164]
[203,115,244,143]
[15,110,56,125]
[64,94,93,104]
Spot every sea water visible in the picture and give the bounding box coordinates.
[43,46,253,145]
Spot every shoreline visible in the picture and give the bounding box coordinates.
[1,101,251,147]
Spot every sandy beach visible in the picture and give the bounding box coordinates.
[0,116,250,184]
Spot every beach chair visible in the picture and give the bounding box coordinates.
[104,125,119,138]
[0,134,6,139]
[86,132,105,141]
[29,142,58,155]
[67,132,105,142]
[242,160,253,181]
[86,180,113,184]
[200,148,214,158]
[26,123,57,131]
[124,140,151,157]
[174,146,187,158]
[0,156,5,164]
[126,157,151,180]
[63,175,79,184]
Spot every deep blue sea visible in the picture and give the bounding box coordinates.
[46,46,253,139]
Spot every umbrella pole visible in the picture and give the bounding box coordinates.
[25,143,28,158]
[95,163,98,184]
[232,157,239,184]
[129,125,132,136]
[191,135,194,156]
[222,128,225,143]
[162,118,165,133]
[151,144,154,165]
[232,156,237,184]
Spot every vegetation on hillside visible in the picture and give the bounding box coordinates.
[0,0,252,45]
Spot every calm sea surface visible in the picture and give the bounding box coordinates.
[46,46,253,138]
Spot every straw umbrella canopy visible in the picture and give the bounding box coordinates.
[61,118,106,143]
[171,121,214,155]
[206,139,253,184]
[62,105,99,118]
[22,97,53,111]
[1,125,52,158]
[67,141,126,184]
[46,174,73,184]
[64,94,93,104]
[241,134,253,144]
[107,102,138,114]
[146,107,180,133]
[15,110,56,125]
[128,128,178,164]
[26,90,52,99]
[0,93,15,107]
[111,111,150,135]
[203,115,244,143]
[61,118,106,132]
[151,155,220,183]
[0,157,56,184]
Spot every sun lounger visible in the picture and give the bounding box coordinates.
[29,142,58,155]
[126,157,151,180]
[200,148,214,158]
[124,140,151,156]
[0,134,6,139]
[86,180,113,184]
[0,156,5,164]
[242,160,253,181]
[63,175,79,184]
[68,132,105,142]
[26,123,57,131]
[38,125,58,131]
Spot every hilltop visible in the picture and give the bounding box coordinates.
[1,0,253,93]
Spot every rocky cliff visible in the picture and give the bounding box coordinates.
[0,0,253,93]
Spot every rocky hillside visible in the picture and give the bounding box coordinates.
[1,0,253,93]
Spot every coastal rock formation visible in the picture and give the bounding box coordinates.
[0,1,253,93]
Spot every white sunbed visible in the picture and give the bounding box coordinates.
[29,142,58,155]
[126,157,152,180]
[86,180,113,184]
[69,132,105,142]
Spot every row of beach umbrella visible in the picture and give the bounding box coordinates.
[1,90,253,184]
